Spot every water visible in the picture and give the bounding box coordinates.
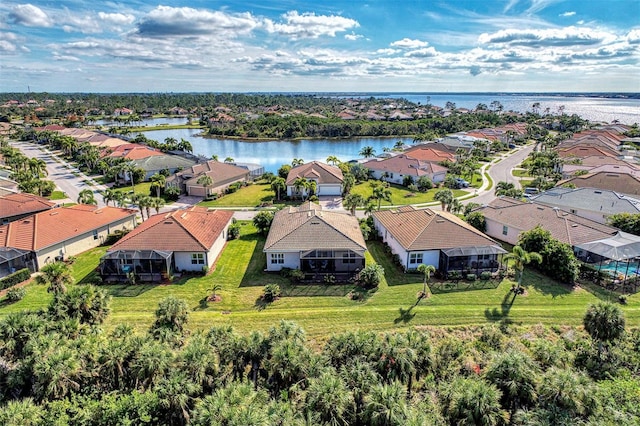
[598,261,640,277]
[127,93,639,173]
[95,117,189,126]
[139,128,411,173]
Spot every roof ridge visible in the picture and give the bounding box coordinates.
[173,210,213,251]
[319,211,367,250]
[437,210,498,244]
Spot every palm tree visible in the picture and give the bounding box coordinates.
[503,245,542,294]
[77,189,97,205]
[342,173,356,196]
[150,173,166,198]
[211,154,219,161]
[442,377,507,426]
[484,349,539,415]
[495,181,515,196]
[150,197,165,215]
[196,175,214,197]
[359,146,376,158]
[365,382,408,426]
[326,155,341,166]
[305,371,354,425]
[583,301,626,359]
[306,179,317,200]
[370,182,392,210]
[292,177,308,200]
[270,177,286,201]
[102,188,117,206]
[343,193,365,216]
[28,157,47,178]
[450,198,464,215]
[434,188,454,211]
[223,157,234,164]
[35,261,74,295]
[178,138,193,153]
[417,264,436,298]
[291,158,304,167]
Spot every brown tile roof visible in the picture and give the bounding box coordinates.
[363,155,448,177]
[0,205,137,251]
[264,202,366,252]
[169,160,249,186]
[373,206,499,251]
[558,169,640,197]
[404,147,456,163]
[111,206,233,252]
[477,197,618,245]
[558,145,619,159]
[0,193,56,220]
[105,144,164,160]
[286,161,344,185]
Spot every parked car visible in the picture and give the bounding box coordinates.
[524,187,539,195]
[508,143,517,149]
[454,178,470,188]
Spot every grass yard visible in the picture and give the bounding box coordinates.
[351,182,466,206]
[2,223,638,342]
[112,182,153,197]
[48,190,67,200]
[199,181,282,207]
[512,169,532,178]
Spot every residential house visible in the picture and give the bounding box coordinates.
[372,206,506,275]
[362,154,448,185]
[530,187,640,224]
[561,156,638,178]
[130,154,196,181]
[556,166,640,197]
[475,197,619,259]
[286,161,344,198]
[0,176,18,196]
[100,207,233,282]
[403,145,457,163]
[264,202,366,278]
[166,160,250,197]
[0,205,136,274]
[0,193,56,224]
[104,143,164,161]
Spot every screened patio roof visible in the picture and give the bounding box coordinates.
[441,245,507,257]
[574,231,640,262]
[0,247,30,263]
[102,249,172,261]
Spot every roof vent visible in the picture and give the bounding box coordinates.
[164,221,173,225]
[181,212,188,219]
[572,224,579,227]
[537,206,544,210]
[50,211,59,216]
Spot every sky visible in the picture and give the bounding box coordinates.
[0,0,639,93]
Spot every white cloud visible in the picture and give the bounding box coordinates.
[266,11,359,39]
[9,4,52,27]
[404,47,438,58]
[53,53,80,61]
[0,40,16,53]
[478,27,616,47]
[98,12,135,26]
[344,32,363,41]
[375,48,398,55]
[627,29,640,44]
[560,11,576,17]
[390,38,429,49]
[136,6,260,38]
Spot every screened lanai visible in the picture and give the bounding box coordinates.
[0,247,34,278]
[440,245,507,277]
[575,231,640,292]
[99,249,173,282]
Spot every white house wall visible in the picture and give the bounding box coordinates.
[206,222,230,268]
[265,251,300,271]
[484,218,521,245]
[175,252,204,272]
[406,250,439,270]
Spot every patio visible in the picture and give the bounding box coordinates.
[0,247,35,278]
[99,249,173,283]
[439,245,507,278]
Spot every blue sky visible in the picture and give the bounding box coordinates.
[1,0,639,92]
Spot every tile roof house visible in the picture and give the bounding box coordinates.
[100,207,233,281]
[556,167,640,197]
[0,204,137,273]
[103,143,164,161]
[286,161,344,198]
[0,193,56,224]
[130,154,197,181]
[530,187,640,224]
[403,145,456,163]
[264,201,366,277]
[558,144,620,159]
[475,197,619,248]
[166,160,250,197]
[560,156,638,177]
[372,206,506,275]
[362,154,448,185]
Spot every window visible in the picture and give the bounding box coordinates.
[409,252,423,265]
[191,253,205,265]
[502,225,508,236]
[342,252,357,264]
[93,230,99,240]
[270,253,284,264]
[570,209,576,214]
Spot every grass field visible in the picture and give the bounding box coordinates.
[351,182,466,206]
[199,181,282,207]
[48,190,67,200]
[2,222,638,342]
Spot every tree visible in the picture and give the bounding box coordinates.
[440,377,507,426]
[484,349,539,414]
[223,157,234,164]
[342,173,356,195]
[326,155,341,166]
[178,138,193,153]
[305,371,354,426]
[434,188,454,211]
[77,189,97,205]
[35,261,74,296]
[292,177,308,199]
[277,164,291,179]
[253,211,274,235]
[150,173,166,198]
[518,226,580,284]
[465,211,486,232]
[583,301,626,358]
[52,284,111,325]
[417,264,436,298]
[102,188,117,206]
[365,382,408,426]
[343,193,365,216]
[607,213,640,236]
[270,177,286,201]
[150,296,190,345]
[416,176,433,192]
[359,146,376,158]
[196,175,213,197]
[291,158,304,167]
[357,264,384,289]
[503,245,542,294]
[370,182,392,210]
[150,197,165,215]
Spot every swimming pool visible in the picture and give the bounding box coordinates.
[598,261,640,277]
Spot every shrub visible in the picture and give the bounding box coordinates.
[104,229,130,245]
[0,268,31,290]
[5,287,26,302]
[357,264,384,289]
[619,294,628,305]
[289,269,305,283]
[308,195,319,202]
[466,273,477,282]
[228,220,241,240]
[279,267,293,278]
[323,274,336,284]
[263,284,281,302]
[480,271,492,281]
[164,185,181,201]
[448,271,462,283]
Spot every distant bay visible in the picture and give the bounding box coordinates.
[131,93,639,173]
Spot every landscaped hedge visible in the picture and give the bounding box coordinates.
[0,268,31,290]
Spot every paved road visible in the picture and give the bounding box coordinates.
[10,140,108,207]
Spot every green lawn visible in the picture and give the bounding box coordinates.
[2,223,638,341]
[351,182,466,206]
[199,181,282,207]
[48,190,67,200]
[112,182,153,197]
[512,169,532,178]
